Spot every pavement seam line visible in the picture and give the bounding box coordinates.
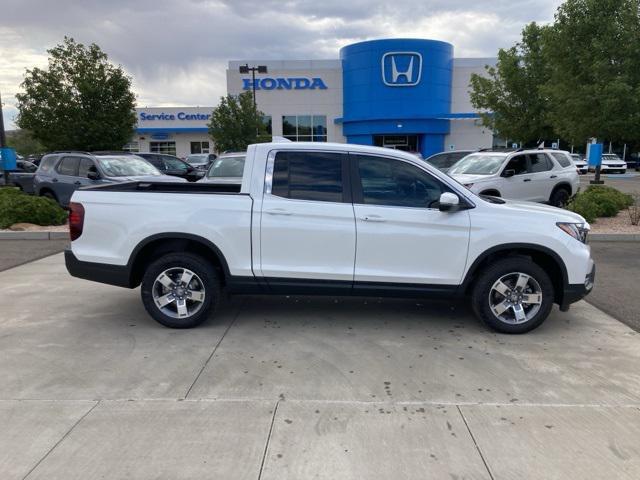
[183,300,244,399]
[21,400,100,480]
[456,405,495,480]
[257,400,280,480]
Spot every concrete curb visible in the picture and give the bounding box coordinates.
[0,231,69,240]
[589,233,640,242]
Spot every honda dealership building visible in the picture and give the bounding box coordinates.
[130,39,496,158]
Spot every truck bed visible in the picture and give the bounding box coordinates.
[79,181,243,194]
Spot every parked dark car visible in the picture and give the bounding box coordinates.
[135,153,204,182]
[25,154,44,166]
[425,150,474,172]
[185,153,217,171]
[34,152,186,207]
[0,160,38,193]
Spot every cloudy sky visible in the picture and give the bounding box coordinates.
[0,0,562,129]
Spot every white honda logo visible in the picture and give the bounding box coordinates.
[381,52,422,87]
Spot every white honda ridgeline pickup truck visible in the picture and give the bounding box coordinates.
[65,141,595,334]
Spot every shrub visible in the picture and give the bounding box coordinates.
[567,185,634,223]
[628,194,640,226]
[568,194,603,223]
[0,188,67,229]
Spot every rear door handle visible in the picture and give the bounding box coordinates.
[52,178,58,183]
[523,178,532,182]
[264,208,292,216]
[361,215,386,222]
[550,175,558,178]
[74,181,82,185]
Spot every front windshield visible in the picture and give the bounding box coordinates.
[448,154,506,175]
[186,154,209,165]
[602,154,620,161]
[207,156,245,178]
[98,156,160,177]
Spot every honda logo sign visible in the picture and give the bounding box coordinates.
[381,52,422,87]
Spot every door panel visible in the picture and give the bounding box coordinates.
[498,154,537,201]
[54,156,82,206]
[528,153,556,201]
[259,151,356,281]
[351,154,470,285]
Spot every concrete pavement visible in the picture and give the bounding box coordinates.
[0,239,68,272]
[1,253,640,479]
[589,241,640,332]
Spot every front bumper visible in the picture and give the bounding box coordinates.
[560,263,595,310]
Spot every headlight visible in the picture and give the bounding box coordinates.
[556,222,589,243]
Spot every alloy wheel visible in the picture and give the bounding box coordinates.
[488,272,542,324]
[152,267,206,319]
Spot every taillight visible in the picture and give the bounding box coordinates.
[69,202,85,241]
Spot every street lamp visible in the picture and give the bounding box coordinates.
[238,64,267,109]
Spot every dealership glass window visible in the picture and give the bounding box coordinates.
[281,115,327,142]
[190,141,210,154]
[150,142,177,156]
[262,115,272,135]
[122,142,139,152]
[271,151,345,202]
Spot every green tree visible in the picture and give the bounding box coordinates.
[6,129,45,156]
[15,37,136,151]
[208,92,268,152]
[470,22,554,146]
[543,0,640,144]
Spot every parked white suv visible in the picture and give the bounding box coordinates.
[448,149,580,207]
[65,142,595,334]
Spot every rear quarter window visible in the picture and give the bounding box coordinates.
[38,156,59,173]
[550,152,572,168]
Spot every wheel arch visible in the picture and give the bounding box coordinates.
[127,233,232,288]
[462,243,569,305]
[551,182,573,197]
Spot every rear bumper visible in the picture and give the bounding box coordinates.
[561,263,595,310]
[65,249,133,288]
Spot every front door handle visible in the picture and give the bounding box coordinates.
[550,175,558,178]
[74,181,82,185]
[361,215,386,222]
[52,178,58,183]
[264,208,292,216]
[523,178,532,182]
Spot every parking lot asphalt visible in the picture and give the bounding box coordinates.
[2,253,640,479]
[0,239,68,272]
[579,171,640,195]
[589,241,640,332]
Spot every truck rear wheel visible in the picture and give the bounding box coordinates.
[141,252,220,328]
[471,257,554,334]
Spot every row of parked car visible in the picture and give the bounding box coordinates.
[1,150,246,207]
[1,145,633,210]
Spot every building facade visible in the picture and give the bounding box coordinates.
[128,38,496,159]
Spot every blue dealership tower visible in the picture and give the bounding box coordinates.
[340,38,454,158]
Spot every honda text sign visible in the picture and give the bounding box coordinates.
[381,52,422,86]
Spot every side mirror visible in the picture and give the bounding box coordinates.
[438,192,460,212]
[87,170,100,180]
[502,169,515,178]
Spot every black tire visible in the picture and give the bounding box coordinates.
[141,252,220,328]
[549,187,570,208]
[471,257,554,334]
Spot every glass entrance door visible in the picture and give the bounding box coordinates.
[373,135,418,152]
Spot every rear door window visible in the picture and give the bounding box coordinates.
[271,151,347,203]
[528,153,552,173]
[38,155,59,173]
[57,157,80,176]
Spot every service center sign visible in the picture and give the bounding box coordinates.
[242,77,328,91]
[139,112,211,121]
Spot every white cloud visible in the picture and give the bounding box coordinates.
[0,0,563,129]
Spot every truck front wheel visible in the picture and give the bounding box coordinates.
[141,252,220,328]
[471,257,554,334]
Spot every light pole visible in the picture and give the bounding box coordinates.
[239,64,267,137]
[239,64,267,110]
